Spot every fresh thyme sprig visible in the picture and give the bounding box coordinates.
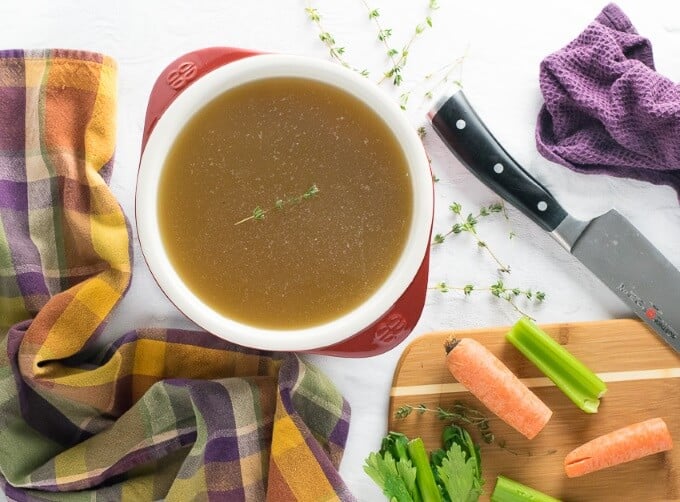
[309,0,440,88]
[395,402,494,444]
[304,1,465,111]
[234,184,320,225]
[304,3,369,76]
[421,52,467,102]
[433,202,511,273]
[397,55,465,110]
[432,202,503,244]
[395,403,557,457]
[430,201,546,317]
[431,281,546,302]
[430,280,546,319]
[375,0,440,86]
[417,126,440,182]
[360,3,400,71]
[495,439,557,457]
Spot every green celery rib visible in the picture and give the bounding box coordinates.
[506,317,607,413]
[491,475,561,502]
[406,438,441,502]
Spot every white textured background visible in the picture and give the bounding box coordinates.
[2,1,680,500]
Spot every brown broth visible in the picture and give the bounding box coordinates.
[158,77,413,329]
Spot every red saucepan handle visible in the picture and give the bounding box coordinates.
[308,250,430,357]
[141,46,261,152]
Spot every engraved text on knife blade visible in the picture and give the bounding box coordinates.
[618,283,679,340]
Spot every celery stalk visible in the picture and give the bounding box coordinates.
[491,475,561,502]
[506,317,607,413]
[406,438,442,502]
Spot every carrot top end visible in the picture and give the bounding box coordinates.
[444,336,460,355]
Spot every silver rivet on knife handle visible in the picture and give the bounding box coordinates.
[428,89,569,233]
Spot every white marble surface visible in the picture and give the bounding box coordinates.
[2,1,680,500]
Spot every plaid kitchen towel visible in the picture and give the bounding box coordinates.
[0,49,354,501]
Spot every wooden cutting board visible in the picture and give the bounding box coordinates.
[388,319,680,501]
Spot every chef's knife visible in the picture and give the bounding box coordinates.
[428,89,680,353]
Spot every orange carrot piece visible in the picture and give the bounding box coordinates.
[445,337,552,440]
[564,417,674,478]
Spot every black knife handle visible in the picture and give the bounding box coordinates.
[430,90,568,232]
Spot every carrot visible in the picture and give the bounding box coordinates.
[445,337,552,440]
[564,417,673,478]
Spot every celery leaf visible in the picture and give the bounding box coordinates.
[363,451,416,502]
[436,443,483,502]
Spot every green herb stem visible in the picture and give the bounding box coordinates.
[433,202,511,273]
[395,54,465,110]
[381,432,410,462]
[416,55,466,107]
[304,3,368,76]
[506,317,607,413]
[427,53,466,86]
[234,184,319,226]
[361,0,440,87]
[360,1,400,68]
[471,230,510,273]
[491,475,562,502]
[429,281,546,320]
[377,10,437,86]
[395,403,494,445]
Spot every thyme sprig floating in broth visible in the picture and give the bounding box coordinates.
[234,184,320,226]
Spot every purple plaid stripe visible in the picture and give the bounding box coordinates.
[14,272,47,297]
[0,86,25,153]
[0,204,48,300]
[0,180,27,210]
[209,489,246,501]
[329,401,351,446]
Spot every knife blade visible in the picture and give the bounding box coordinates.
[428,89,680,353]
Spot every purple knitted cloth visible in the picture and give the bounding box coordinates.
[536,3,680,199]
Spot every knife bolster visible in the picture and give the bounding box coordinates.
[551,214,590,251]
